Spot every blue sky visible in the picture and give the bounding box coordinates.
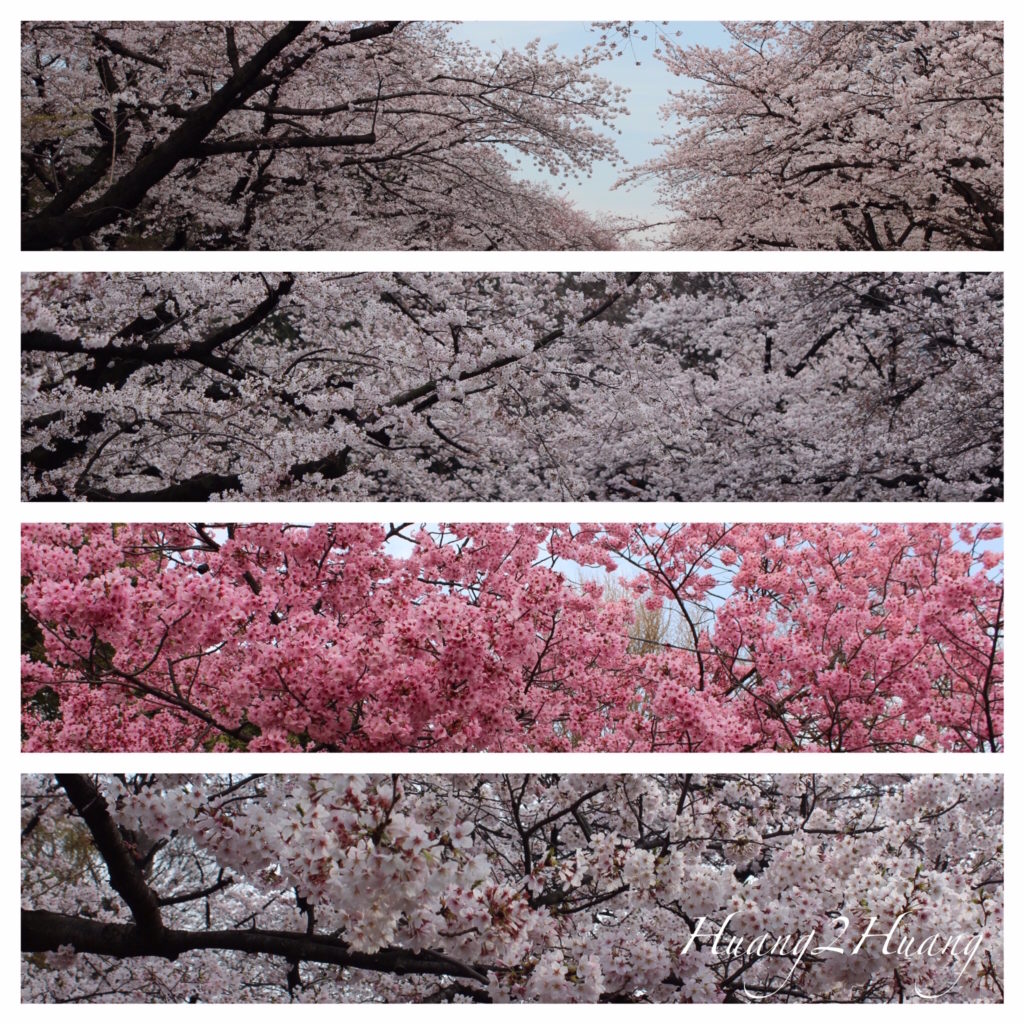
[447,21,732,226]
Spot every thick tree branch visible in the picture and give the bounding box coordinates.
[22,910,490,985]
[23,22,311,249]
[54,775,164,937]
[192,132,375,156]
[22,275,294,393]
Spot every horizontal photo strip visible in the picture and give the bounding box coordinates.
[21,21,1003,251]
[22,773,1003,1002]
[21,523,1003,753]
[21,272,1004,502]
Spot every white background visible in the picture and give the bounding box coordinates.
[4,2,1017,1019]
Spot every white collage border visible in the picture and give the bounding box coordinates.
[3,2,1018,1018]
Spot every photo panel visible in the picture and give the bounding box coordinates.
[21,271,1004,502]
[21,772,1004,1002]
[21,21,1003,251]
[21,522,1004,754]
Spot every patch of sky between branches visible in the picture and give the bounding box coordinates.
[169,523,1001,643]
[446,21,732,226]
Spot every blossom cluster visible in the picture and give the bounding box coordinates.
[22,22,625,250]
[634,21,1003,250]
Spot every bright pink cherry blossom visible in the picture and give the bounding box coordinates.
[21,523,1003,753]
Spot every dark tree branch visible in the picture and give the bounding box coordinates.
[192,132,375,156]
[22,275,294,392]
[54,775,164,937]
[23,22,311,249]
[22,910,490,985]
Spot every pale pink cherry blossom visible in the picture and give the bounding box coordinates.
[22,22,627,250]
[21,773,1003,1002]
[628,22,1003,250]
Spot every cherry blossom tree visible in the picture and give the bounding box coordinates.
[21,21,625,250]
[633,22,1003,250]
[21,522,1003,753]
[22,773,1003,1002]
[21,271,1003,502]
[23,21,1002,251]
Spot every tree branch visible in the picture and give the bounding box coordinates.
[23,22,311,248]
[54,775,164,937]
[22,910,490,985]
